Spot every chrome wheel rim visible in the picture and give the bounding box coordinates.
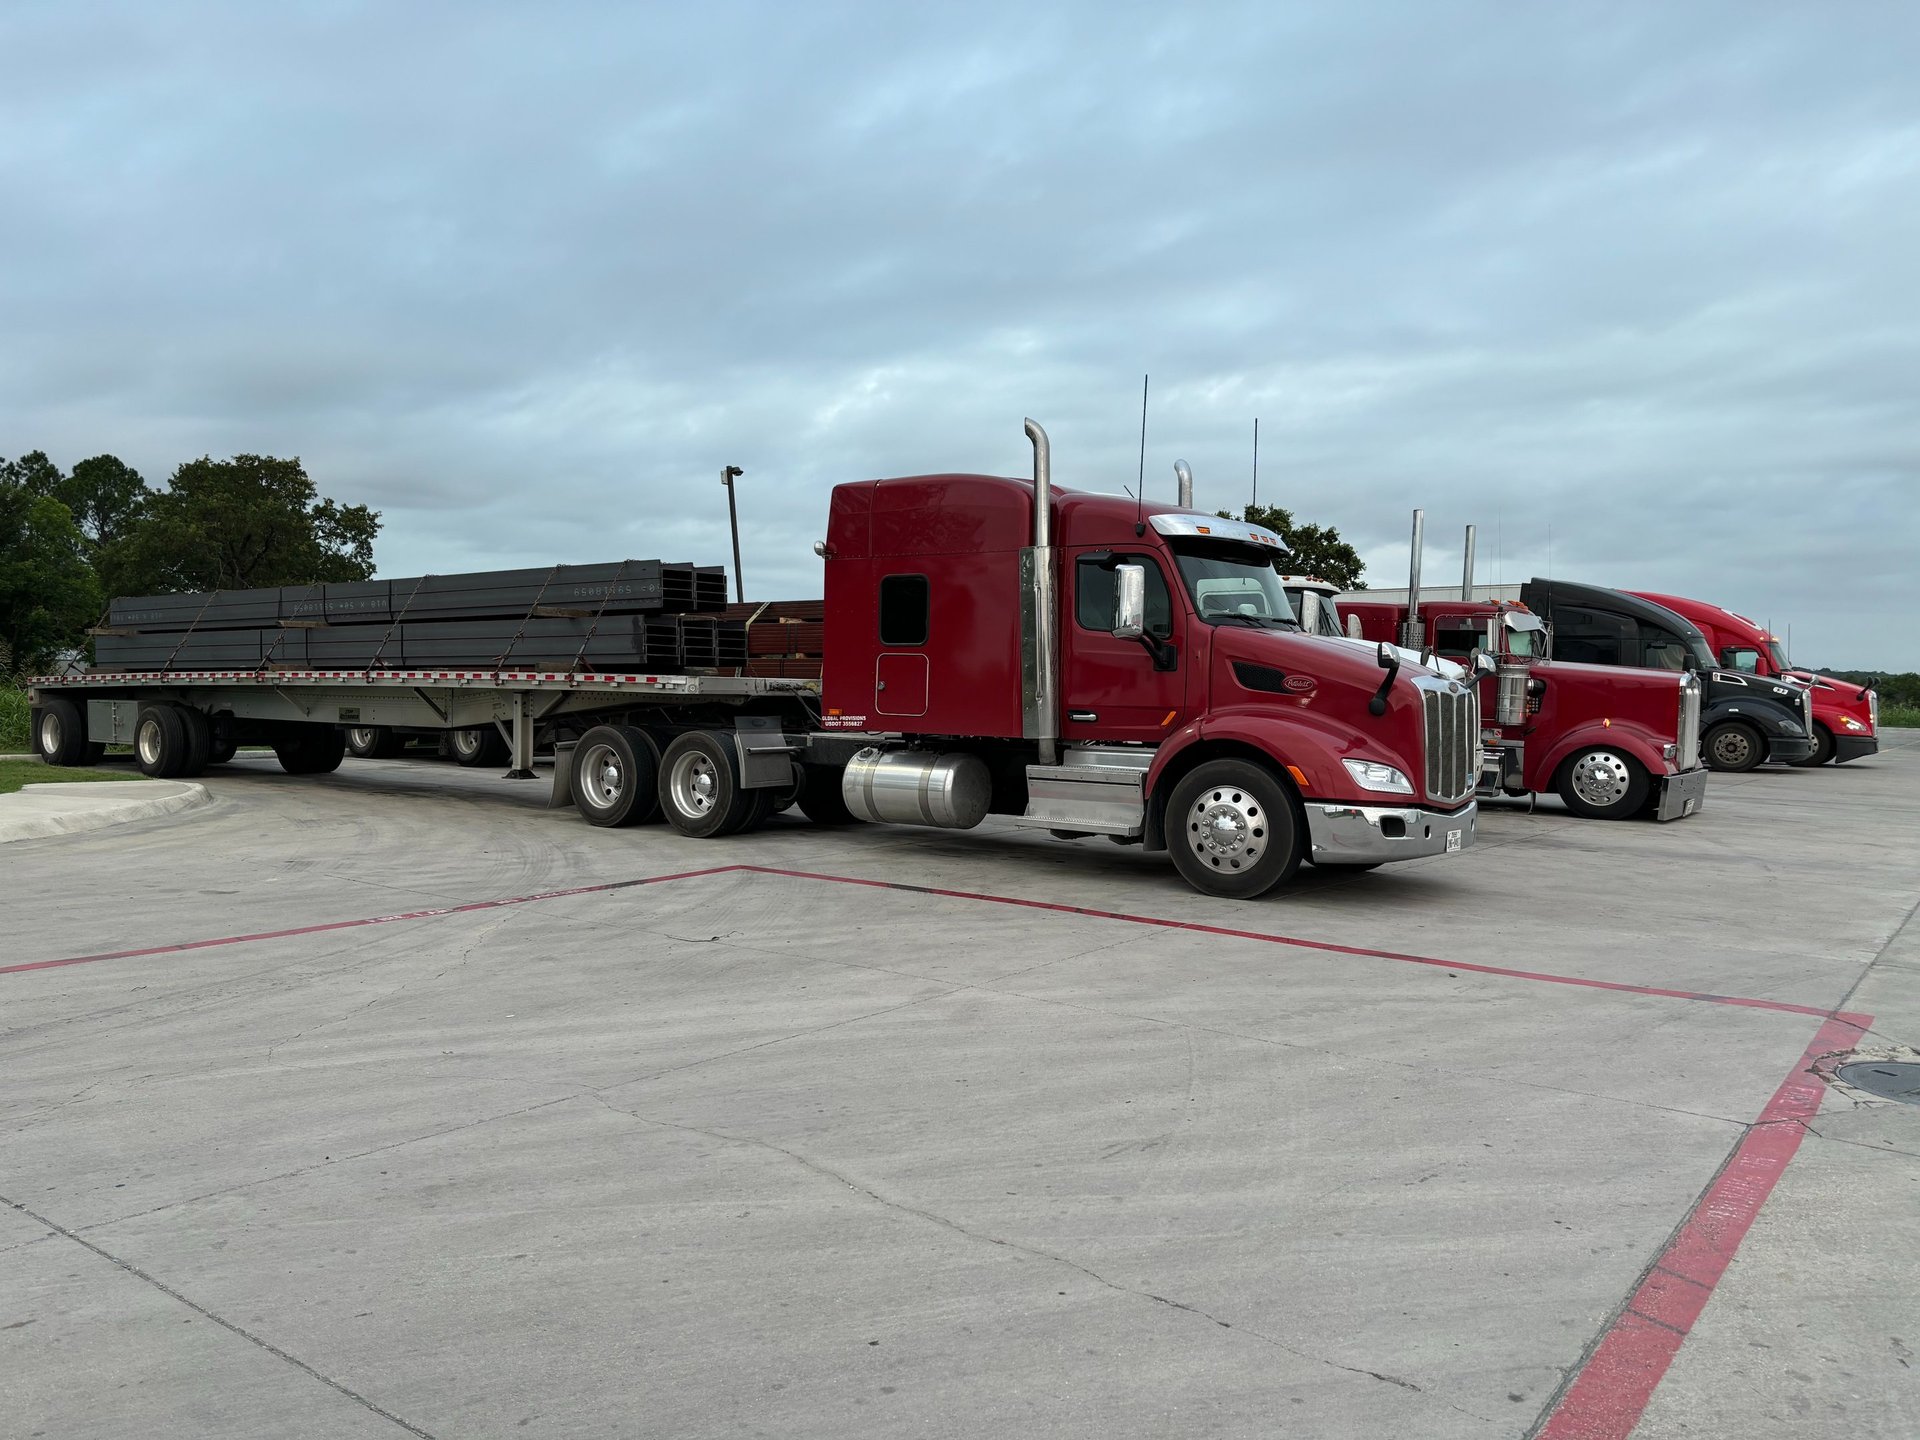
[452,730,481,757]
[1710,729,1753,767]
[1568,751,1632,807]
[38,712,63,755]
[669,751,719,818]
[347,728,376,751]
[580,742,625,810]
[136,719,162,767]
[1188,786,1265,871]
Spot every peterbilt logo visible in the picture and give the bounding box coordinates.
[1282,674,1316,694]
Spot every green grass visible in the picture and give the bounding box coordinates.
[0,684,28,752]
[1881,704,1920,729]
[0,757,144,795]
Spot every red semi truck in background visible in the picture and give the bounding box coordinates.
[1627,592,1877,766]
[1325,515,1708,821]
[30,421,1483,900]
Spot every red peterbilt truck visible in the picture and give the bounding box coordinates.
[28,422,1482,900]
[1330,517,1707,821]
[1626,592,1878,766]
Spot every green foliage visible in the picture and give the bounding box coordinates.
[1216,502,1367,591]
[1812,670,1920,709]
[0,757,142,793]
[1,469,103,674]
[0,682,29,750]
[60,454,150,552]
[1882,704,1920,729]
[105,454,379,596]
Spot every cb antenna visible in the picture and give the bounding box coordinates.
[1251,417,1260,513]
[1135,373,1149,536]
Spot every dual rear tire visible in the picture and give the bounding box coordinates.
[32,697,105,767]
[571,725,801,837]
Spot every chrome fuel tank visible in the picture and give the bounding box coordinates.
[842,747,992,829]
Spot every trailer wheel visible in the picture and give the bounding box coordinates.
[177,707,213,776]
[572,725,660,827]
[274,727,346,775]
[1701,721,1763,773]
[1790,723,1835,767]
[451,726,510,768]
[207,737,238,765]
[1166,760,1303,899]
[33,697,89,766]
[658,730,755,838]
[346,726,407,759]
[134,705,193,778]
[795,764,861,826]
[1554,747,1650,820]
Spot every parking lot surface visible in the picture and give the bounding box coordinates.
[5,737,1918,1438]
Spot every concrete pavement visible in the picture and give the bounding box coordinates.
[3,735,1916,1437]
[0,775,209,843]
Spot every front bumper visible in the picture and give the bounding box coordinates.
[1763,732,1817,765]
[1834,734,1878,764]
[1654,766,1709,823]
[1307,800,1477,866]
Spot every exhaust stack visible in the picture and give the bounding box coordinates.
[1461,524,1476,602]
[1024,419,1059,766]
[1174,460,1193,509]
[1399,509,1426,649]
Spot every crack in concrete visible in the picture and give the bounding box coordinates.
[1,1193,437,1438]
[586,1093,1497,1424]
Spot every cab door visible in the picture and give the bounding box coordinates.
[1062,549,1187,744]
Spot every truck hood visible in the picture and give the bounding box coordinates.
[1322,634,1468,682]
[1788,669,1870,702]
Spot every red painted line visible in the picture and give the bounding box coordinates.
[730,865,1852,1021]
[1534,1010,1870,1439]
[0,865,742,976]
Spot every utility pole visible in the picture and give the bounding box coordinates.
[721,465,745,603]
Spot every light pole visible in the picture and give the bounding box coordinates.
[721,465,745,603]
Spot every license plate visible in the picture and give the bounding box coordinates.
[1446,829,1463,853]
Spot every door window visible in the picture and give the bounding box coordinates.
[1075,555,1173,637]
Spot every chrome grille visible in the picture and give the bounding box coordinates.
[1677,675,1701,769]
[1420,682,1478,804]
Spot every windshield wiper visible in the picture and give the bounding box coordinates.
[1208,613,1294,630]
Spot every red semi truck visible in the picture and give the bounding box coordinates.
[1626,592,1877,766]
[1327,515,1708,821]
[29,421,1482,900]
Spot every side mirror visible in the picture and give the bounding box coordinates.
[1369,641,1400,716]
[1113,564,1147,639]
[1472,650,1497,679]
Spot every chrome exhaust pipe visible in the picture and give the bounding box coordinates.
[1400,508,1425,649]
[1025,418,1059,765]
[1461,523,1476,602]
[1174,459,1193,509]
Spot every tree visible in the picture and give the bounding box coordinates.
[105,454,380,596]
[1217,502,1367,590]
[58,454,151,552]
[0,470,102,674]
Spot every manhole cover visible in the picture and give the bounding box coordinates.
[1835,1061,1920,1105]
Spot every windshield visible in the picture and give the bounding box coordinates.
[1503,619,1545,658]
[1765,639,1789,669]
[1172,541,1298,627]
[1283,585,1343,637]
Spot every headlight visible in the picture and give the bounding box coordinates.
[1343,759,1414,795]
[1842,716,1865,731]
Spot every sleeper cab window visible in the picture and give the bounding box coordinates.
[878,573,930,646]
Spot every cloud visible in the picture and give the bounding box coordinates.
[2,1,1916,666]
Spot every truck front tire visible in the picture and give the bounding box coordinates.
[1166,760,1303,899]
[1790,723,1835,767]
[658,730,756,838]
[572,725,660,827]
[1702,721,1764,773]
[1554,747,1650,820]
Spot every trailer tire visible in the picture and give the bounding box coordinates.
[1554,747,1650,820]
[451,726,510,768]
[572,725,660,827]
[1166,760,1303,899]
[346,726,407,759]
[207,737,238,765]
[177,707,213,776]
[33,697,89,766]
[1790,723,1835,767]
[796,765,861,826]
[134,705,193,778]
[274,727,346,775]
[1702,721,1764,773]
[83,741,108,765]
[658,730,755,838]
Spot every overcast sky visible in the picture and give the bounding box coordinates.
[4,3,1917,667]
